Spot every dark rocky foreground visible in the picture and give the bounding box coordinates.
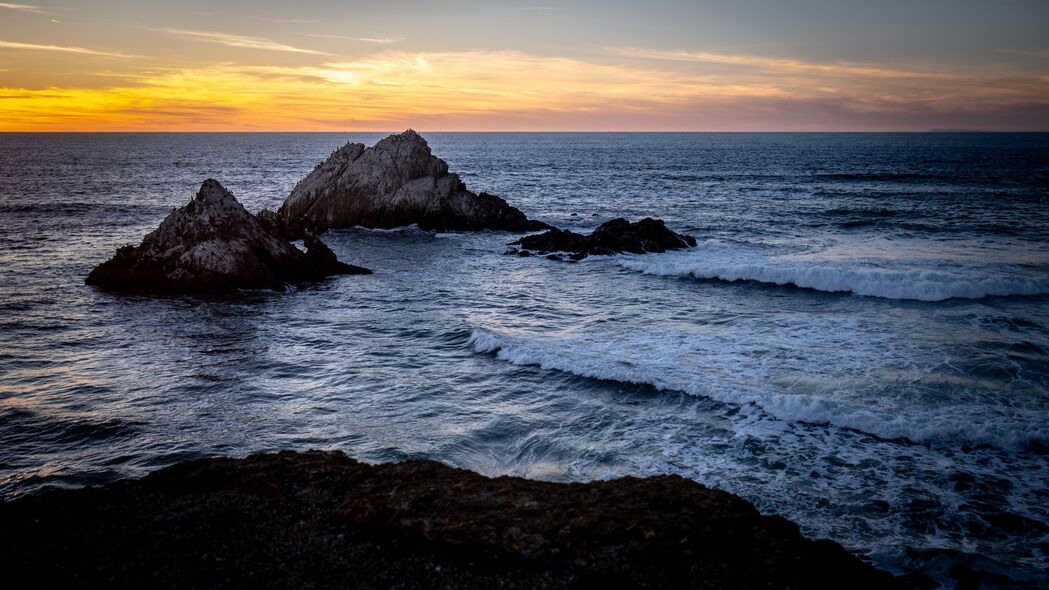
[86,179,369,293]
[269,129,550,237]
[511,217,698,261]
[0,450,925,589]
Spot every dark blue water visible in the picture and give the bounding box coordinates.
[1,133,1047,587]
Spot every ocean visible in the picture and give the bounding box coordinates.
[1,132,1047,586]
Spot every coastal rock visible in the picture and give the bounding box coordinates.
[275,130,550,237]
[514,217,697,259]
[303,231,372,276]
[86,179,370,293]
[0,450,909,589]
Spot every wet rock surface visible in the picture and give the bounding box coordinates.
[276,130,550,237]
[86,179,369,293]
[513,217,697,260]
[0,450,912,589]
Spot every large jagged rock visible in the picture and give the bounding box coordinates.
[512,217,697,260]
[270,130,550,237]
[0,450,916,589]
[86,179,370,293]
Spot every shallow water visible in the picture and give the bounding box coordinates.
[1,132,1047,586]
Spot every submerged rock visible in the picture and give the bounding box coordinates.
[86,179,370,293]
[513,217,697,259]
[274,130,550,237]
[0,450,908,589]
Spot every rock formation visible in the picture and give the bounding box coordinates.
[0,450,918,589]
[511,217,698,260]
[269,130,550,237]
[86,179,370,293]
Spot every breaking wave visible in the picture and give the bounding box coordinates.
[617,241,1049,302]
[468,327,1049,449]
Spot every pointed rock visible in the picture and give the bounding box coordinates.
[86,179,370,293]
[277,130,550,237]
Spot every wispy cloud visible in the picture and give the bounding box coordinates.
[611,47,959,80]
[2,49,1046,131]
[0,39,135,58]
[149,27,331,55]
[253,16,315,24]
[997,48,1049,59]
[302,33,404,44]
[0,2,50,15]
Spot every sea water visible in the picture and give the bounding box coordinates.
[1,132,1047,586]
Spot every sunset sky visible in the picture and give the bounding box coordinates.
[1,0,1047,131]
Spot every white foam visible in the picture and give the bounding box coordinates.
[468,325,1049,449]
[618,240,1049,301]
[347,223,423,233]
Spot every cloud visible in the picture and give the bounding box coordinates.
[0,39,136,58]
[149,27,331,55]
[253,16,315,24]
[515,6,565,10]
[302,33,404,44]
[610,47,960,80]
[0,2,49,15]
[996,48,1049,59]
[1,49,1046,131]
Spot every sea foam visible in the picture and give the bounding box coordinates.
[618,240,1049,301]
[468,326,1048,449]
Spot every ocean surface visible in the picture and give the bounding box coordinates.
[1,132,1047,586]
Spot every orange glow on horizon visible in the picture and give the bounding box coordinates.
[1,49,1047,132]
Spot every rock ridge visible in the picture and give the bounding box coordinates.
[0,450,917,589]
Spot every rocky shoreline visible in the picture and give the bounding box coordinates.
[0,450,928,589]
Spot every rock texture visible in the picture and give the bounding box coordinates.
[272,130,550,237]
[513,217,697,260]
[86,179,369,293]
[0,450,916,589]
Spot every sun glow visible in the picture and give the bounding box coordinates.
[0,51,811,131]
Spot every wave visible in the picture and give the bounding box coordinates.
[0,202,171,216]
[825,208,899,217]
[617,242,1049,302]
[468,327,1048,449]
[346,223,424,233]
[814,172,930,183]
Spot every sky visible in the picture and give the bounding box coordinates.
[0,0,1047,131]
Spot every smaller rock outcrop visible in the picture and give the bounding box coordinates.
[513,218,697,260]
[275,130,550,237]
[303,231,371,276]
[86,179,370,293]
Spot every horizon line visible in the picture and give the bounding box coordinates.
[1,129,1045,134]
